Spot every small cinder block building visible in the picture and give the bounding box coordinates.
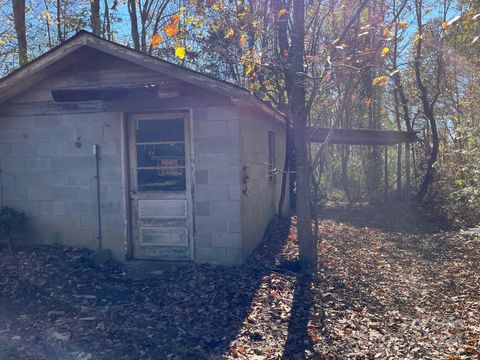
[0,31,288,264]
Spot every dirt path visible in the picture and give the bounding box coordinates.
[0,204,479,359]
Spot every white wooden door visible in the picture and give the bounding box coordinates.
[128,112,193,260]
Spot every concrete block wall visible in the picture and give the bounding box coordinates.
[239,109,287,259]
[0,112,126,259]
[192,105,243,264]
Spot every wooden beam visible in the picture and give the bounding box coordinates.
[309,127,419,146]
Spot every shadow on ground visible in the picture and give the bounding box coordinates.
[320,202,450,235]
[0,217,294,360]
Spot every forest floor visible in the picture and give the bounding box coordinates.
[0,203,479,359]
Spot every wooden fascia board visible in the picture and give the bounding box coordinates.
[0,38,87,104]
[0,32,284,122]
[82,36,251,101]
[82,36,286,123]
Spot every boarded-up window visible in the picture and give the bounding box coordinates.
[268,130,275,182]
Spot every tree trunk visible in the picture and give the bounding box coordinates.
[413,0,440,202]
[103,0,111,40]
[12,0,28,66]
[56,0,64,43]
[341,145,350,203]
[91,0,101,35]
[127,0,140,50]
[288,0,315,270]
[278,115,291,216]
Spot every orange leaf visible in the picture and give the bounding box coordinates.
[397,21,409,28]
[441,21,448,30]
[171,13,182,26]
[150,33,163,48]
[164,24,179,36]
[278,8,288,18]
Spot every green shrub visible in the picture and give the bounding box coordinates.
[0,207,27,252]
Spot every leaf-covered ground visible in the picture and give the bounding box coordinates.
[0,204,479,359]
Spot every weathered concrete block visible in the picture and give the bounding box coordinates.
[3,187,27,201]
[80,215,99,231]
[227,216,241,233]
[227,120,240,136]
[194,135,239,153]
[64,171,96,187]
[74,126,104,140]
[12,200,40,215]
[36,142,63,156]
[210,200,240,217]
[16,171,65,188]
[195,216,226,233]
[2,158,27,171]
[196,153,239,170]
[28,188,53,201]
[195,233,211,248]
[107,216,124,230]
[103,120,121,140]
[194,170,209,185]
[206,106,240,121]
[53,187,96,201]
[100,202,121,216]
[196,247,226,264]
[24,127,52,141]
[194,120,227,138]
[195,201,210,216]
[225,248,243,265]
[66,201,97,216]
[228,185,241,200]
[97,141,121,157]
[99,168,122,185]
[33,116,63,127]
[209,168,240,185]
[0,129,21,143]
[210,233,241,248]
[12,143,37,156]
[99,156,121,169]
[40,201,66,215]
[27,157,52,171]
[103,185,124,202]
[52,157,95,171]
[0,144,12,157]
[100,230,126,261]
[195,184,228,201]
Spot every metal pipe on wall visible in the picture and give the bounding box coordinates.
[93,144,102,250]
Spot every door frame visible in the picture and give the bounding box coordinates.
[122,109,195,261]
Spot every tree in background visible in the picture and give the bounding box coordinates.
[11,0,27,65]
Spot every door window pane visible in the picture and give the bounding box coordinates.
[137,169,186,191]
[137,144,185,167]
[136,119,184,142]
[134,117,187,192]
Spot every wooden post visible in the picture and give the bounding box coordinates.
[384,145,388,200]
[405,141,411,197]
[396,143,402,195]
